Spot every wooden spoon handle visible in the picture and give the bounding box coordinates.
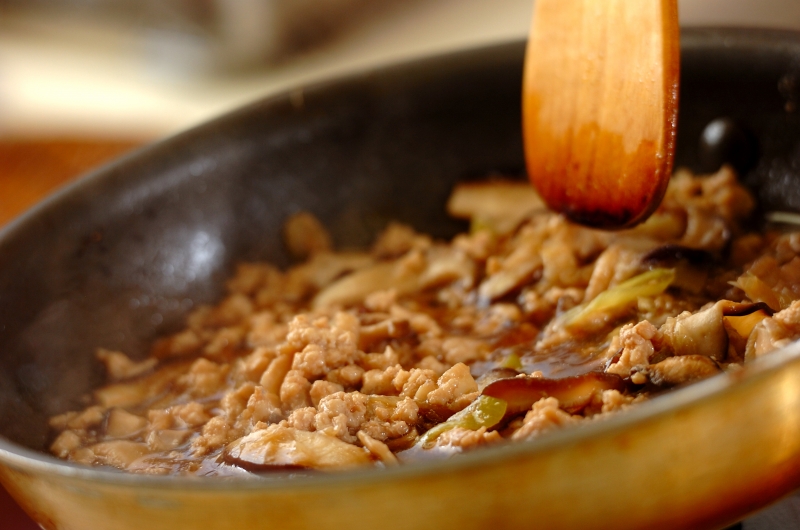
[523,0,680,228]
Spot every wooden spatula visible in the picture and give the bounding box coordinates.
[523,0,680,229]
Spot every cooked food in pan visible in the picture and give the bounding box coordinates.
[48,167,800,475]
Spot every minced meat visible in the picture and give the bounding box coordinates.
[48,167,800,475]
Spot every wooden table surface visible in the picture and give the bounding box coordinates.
[0,138,144,529]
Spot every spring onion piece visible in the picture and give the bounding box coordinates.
[765,211,800,226]
[562,268,675,331]
[470,217,496,234]
[418,395,507,447]
[500,352,523,370]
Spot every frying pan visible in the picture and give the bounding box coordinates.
[1,27,800,530]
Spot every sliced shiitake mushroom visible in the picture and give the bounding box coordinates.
[661,300,773,362]
[641,245,714,267]
[358,318,412,351]
[476,367,523,392]
[481,372,625,416]
[722,302,772,362]
[648,355,721,387]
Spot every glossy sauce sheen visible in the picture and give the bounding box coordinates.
[523,0,680,228]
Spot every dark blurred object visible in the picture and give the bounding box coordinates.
[673,29,800,214]
[0,0,410,70]
[698,117,759,175]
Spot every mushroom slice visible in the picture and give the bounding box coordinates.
[648,355,721,387]
[298,252,374,290]
[94,360,193,408]
[105,408,147,439]
[90,440,150,469]
[224,424,371,471]
[476,367,523,392]
[661,301,772,362]
[641,245,713,267]
[419,247,476,289]
[146,429,193,452]
[722,302,773,360]
[447,180,545,235]
[661,304,727,361]
[478,259,540,302]
[481,372,624,416]
[96,349,158,381]
[313,261,420,309]
[358,318,412,351]
[733,272,791,312]
[478,224,546,302]
[720,301,773,318]
[744,300,800,361]
[357,431,399,466]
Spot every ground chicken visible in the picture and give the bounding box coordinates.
[606,321,661,383]
[49,170,800,475]
[512,397,578,440]
[312,392,418,444]
[436,427,502,449]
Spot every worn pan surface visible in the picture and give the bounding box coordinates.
[1,27,800,530]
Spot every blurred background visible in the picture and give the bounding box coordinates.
[0,0,799,528]
[0,0,798,140]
